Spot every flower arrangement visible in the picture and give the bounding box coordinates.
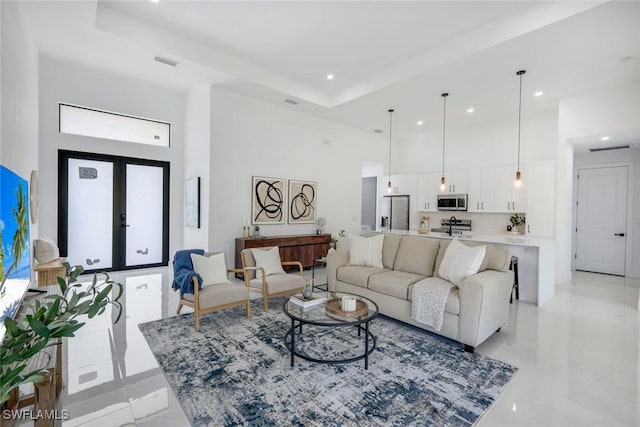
[330,230,345,249]
[420,215,430,228]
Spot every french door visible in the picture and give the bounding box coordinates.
[58,150,169,272]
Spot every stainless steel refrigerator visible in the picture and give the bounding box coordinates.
[385,195,410,230]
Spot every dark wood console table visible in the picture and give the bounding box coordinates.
[235,234,331,278]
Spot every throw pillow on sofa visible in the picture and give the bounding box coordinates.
[438,239,486,286]
[348,234,384,268]
[252,247,286,278]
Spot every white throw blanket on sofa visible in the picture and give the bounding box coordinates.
[411,277,456,331]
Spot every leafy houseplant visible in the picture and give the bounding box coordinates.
[0,263,123,405]
[254,225,260,237]
[509,214,526,233]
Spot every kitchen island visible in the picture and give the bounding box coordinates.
[371,229,555,306]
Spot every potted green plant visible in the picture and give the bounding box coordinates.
[509,214,526,234]
[253,225,261,237]
[1,263,123,407]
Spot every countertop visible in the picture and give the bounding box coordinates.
[374,228,553,248]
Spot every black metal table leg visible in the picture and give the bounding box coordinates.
[365,321,369,370]
[290,318,295,367]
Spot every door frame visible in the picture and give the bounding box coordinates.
[572,161,635,276]
[58,150,170,273]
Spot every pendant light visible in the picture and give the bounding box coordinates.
[515,70,526,188]
[387,108,395,194]
[439,93,449,192]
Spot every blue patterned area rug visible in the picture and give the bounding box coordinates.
[139,299,517,426]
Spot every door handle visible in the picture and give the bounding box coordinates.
[477,202,479,210]
[614,233,625,237]
[481,202,484,210]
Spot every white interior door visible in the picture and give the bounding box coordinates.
[576,166,628,275]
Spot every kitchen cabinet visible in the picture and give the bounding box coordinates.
[525,160,555,238]
[417,172,439,212]
[440,170,467,194]
[467,168,495,212]
[380,174,417,196]
[494,165,527,213]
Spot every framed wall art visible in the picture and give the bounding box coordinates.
[185,177,200,228]
[288,179,316,224]
[252,176,286,224]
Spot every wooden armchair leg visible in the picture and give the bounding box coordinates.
[176,302,183,314]
[263,297,269,312]
[246,300,251,318]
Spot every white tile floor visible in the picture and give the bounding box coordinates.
[18,268,639,426]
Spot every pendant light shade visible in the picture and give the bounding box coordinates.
[387,109,394,194]
[440,93,449,192]
[515,70,526,188]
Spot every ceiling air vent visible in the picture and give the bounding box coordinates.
[154,56,178,67]
[589,145,630,152]
[284,99,299,105]
[374,129,384,134]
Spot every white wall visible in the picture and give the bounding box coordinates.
[183,84,211,249]
[1,1,39,280]
[1,1,39,180]
[394,108,559,173]
[558,83,640,281]
[38,57,186,262]
[209,87,388,265]
[573,147,640,278]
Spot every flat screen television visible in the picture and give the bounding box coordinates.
[0,164,31,340]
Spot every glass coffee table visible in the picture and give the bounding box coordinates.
[282,292,378,370]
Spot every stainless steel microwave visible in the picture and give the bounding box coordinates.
[437,194,468,211]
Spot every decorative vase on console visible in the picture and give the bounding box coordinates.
[330,229,345,250]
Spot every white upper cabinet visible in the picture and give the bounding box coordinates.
[494,165,527,213]
[467,168,496,212]
[380,174,417,196]
[417,173,440,212]
[525,160,555,237]
[440,170,468,194]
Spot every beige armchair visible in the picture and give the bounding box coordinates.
[240,247,305,312]
[176,252,251,331]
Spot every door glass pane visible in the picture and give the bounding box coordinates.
[68,159,113,270]
[126,164,164,266]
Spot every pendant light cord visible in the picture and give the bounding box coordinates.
[442,95,447,179]
[517,71,524,172]
[388,109,394,183]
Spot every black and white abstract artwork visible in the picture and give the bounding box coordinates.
[252,176,286,224]
[288,179,316,224]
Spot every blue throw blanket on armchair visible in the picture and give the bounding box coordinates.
[172,249,205,295]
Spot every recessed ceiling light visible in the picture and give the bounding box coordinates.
[154,56,177,67]
[467,108,474,113]
[326,74,334,81]
[417,120,423,125]
[150,0,159,3]
[601,136,610,141]
[534,91,543,97]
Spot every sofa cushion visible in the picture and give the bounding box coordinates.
[337,266,389,288]
[382,233,403,269]
[393,236,440,276]
[408,284,460,315]
[479,244,510,272]
[368,271,426,299]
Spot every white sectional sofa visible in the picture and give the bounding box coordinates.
[326,233,514,352]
